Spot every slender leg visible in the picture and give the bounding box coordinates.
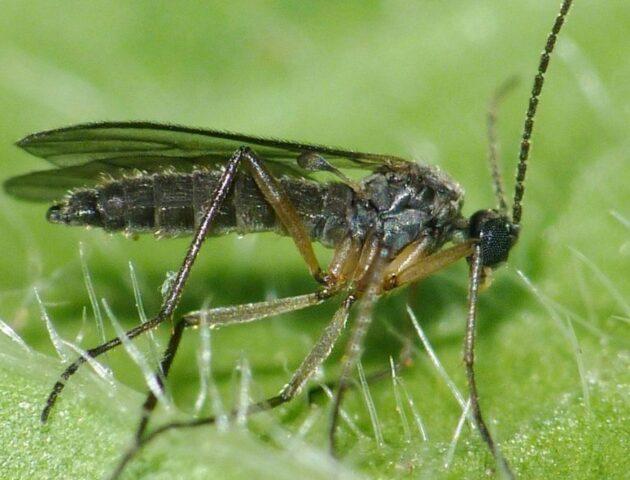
[131,240,356,433]
[184,291,332,327]
[389,241,514,475]
[327,236,470,455]
[41,148,244,423]
[278,294,355,401]
[328,289,379,456]
[384,240,474,291]
[327,236,362,285]
[382,237,431,283]
[135,290,336,440]
[242,149,326,283]
[109,294,356,480]
[307,337,414,404]
[465,245,514,479]
[329,239,386,456]
[136,317,190,441]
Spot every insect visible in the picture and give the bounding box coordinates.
[3,1,573,478]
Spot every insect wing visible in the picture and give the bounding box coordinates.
[4,157,191,202]
[6,122,409,201]
[17,122,409,169]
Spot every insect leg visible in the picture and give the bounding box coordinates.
[135,290,337,439]
[385,240,513,472]
[109,291,336,480]
[184,291,332,327]
[129,235,357,454]
[276,293,355,402]
[241,149,327,283]
[135,316,189,441]
[327,235,362,285]
[465,245,514,478]
[329,236,385,456]
[109,293,356,480]
[328,290,379,456]
[41,148,244,423]
[383,240,474,291]
[307,337,414,404]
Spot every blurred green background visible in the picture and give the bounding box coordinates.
[0,1,628,479]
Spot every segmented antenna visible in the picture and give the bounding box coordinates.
[487,76,519,214]
[512,0,573,226]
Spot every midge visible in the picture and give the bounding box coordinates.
[3,1,573,477]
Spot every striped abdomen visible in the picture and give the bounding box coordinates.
[47,170,355,248]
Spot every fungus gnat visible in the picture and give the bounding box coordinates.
[3,1,573,478]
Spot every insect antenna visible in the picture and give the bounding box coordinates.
[486,76,519,214]
[512,0,573,226]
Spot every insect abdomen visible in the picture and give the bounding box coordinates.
[50,170,353,247]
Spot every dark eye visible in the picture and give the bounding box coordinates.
[469,210,517,267]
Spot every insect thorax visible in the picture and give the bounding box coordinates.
[353,163,465,256]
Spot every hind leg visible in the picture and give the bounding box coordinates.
[41,148,245,423]
[134,291,334,441]
[109,293,355,480]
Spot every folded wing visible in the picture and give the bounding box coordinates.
[5,122,409,201]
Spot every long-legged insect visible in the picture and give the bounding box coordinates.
[3,1,573,478]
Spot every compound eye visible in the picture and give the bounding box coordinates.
[469,210,516,267]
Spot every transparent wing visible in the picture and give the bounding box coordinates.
[4,157,199,202]
[6,121,410,201]
[16,121,408,168]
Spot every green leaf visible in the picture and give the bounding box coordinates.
[0,1,628,479]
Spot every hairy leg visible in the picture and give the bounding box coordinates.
[42,144,340,422]
[135,290,335,440]
[328,233,386,456]
[41,148,245,423]
[109,293,355,480]
[306,338,414,404]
